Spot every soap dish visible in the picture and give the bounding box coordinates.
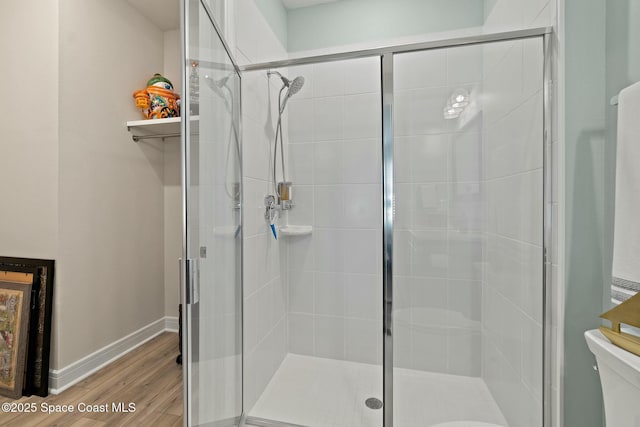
[279,225,313,236]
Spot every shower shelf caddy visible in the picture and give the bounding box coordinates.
[279,225,312,236]
[126,116,199,142]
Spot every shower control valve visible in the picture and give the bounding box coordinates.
[264,195,277,221]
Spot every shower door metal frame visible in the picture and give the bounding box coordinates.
[542,31,555,427]
[381,52,395,427]
[241,26,554,427]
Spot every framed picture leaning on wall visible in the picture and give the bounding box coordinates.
[0,280,32,399]
[0,257,55,397]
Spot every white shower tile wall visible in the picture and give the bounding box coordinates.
[235,1,289,412]
[241,66,290,410]
[480,2,557,426]
[284,57,384,365]
[481,21,548,427]
[393,45,484,377]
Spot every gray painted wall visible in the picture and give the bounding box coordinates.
[564,1,640,426]
[287,0,484,52]
[563,0,606,425]
[254,0,288,49]
[254,0,484,53]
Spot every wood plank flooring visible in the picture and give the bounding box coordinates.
[0,332,183,426]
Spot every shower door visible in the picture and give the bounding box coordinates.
[182,0,243,426]
[389,37,546,426]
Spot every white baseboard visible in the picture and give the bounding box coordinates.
[49,316,179,394]
[165,316,179,332]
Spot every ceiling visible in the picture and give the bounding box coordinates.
[281,0,343,10]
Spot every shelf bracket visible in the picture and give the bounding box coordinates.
[131,133,181,143]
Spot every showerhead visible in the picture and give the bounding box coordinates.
[268,70,292,87]
[268,71,306,113]
[287,76,305,96]
[268,71,305,97]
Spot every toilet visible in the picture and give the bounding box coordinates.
[585,329,640,426]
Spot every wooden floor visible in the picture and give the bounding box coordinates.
[0,332,183,426]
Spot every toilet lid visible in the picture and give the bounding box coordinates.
[431,422,505,427]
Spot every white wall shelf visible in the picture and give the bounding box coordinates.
[126,116,198,142]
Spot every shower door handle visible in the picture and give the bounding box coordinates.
[384,300,393,336]
[180,258,200,305]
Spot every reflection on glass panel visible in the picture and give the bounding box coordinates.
[203,0,226,35]
[185,0,242,425]
[393,38,544,427]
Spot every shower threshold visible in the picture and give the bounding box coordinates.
[245,416,308,427]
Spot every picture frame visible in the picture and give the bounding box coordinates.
[0,267,37,395]
[0,257,55,397]
[0,280,32,399]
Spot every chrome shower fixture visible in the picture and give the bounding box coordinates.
[265,70,306,225]
[287,76,305,96]
[267,70,304,91]
[267,70,305,113]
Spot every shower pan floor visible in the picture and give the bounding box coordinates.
[249,354,508,427]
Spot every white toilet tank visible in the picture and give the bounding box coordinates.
[585,329,640,427]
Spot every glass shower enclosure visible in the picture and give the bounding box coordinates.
[180,2,551,425]
[182,0,243,426]
[390,38,547,426]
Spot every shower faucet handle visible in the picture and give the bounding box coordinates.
[264,195,277,221]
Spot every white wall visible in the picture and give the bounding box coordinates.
[285,57,383,364]
[56,0,166,369]
[235,0,289,412]
[0,0,59,261]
